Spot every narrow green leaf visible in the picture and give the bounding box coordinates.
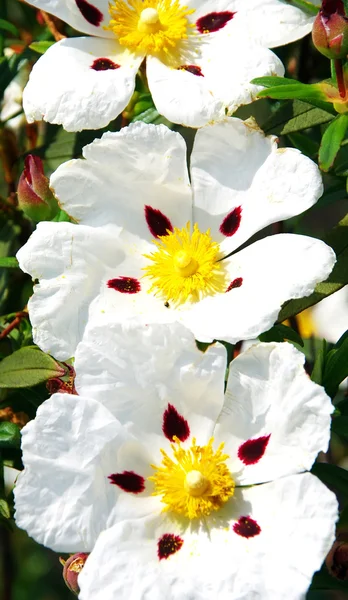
[287,132,319,158]
[319,114,348,172]
[310,339,328,385]
[29,40,55,54]
[0,498,10,519]
[259,323,304,346]
[0,346,65,388]
[283,0,319,15]
[0,422,20,448]
[322,336,348,397]
[0,19,19,37]
[277,213,348,322]
[262,100,334,136]
[257,84,336,114]
[132,107,160,123]
[252,76,302,88]
[0,257,19,269]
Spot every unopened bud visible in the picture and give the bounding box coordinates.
[312,0,348,59]
[61,552,89,595]
[326,537,348,580]
[17,155,59,221]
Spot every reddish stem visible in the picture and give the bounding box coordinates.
[0,312,27,340]
[335,58,346,98]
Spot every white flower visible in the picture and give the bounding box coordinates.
[21,0,288,130]
[0,49,28,130]
[312,285,348,343]
[17,119,335,360]
[14,321,337,599]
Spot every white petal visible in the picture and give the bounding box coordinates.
[79,473,337,600]
[23,37,142,132]
[312,285,348,343]
[14,393,160,552]
[214,342,333,484]
[75,319,226,444]
[184,233,336,344]
[23,0,113,37]
[191,118,323,255]
[50,122,192,232]
[16,221,126,360]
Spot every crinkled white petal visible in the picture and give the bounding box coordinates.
[23,0,112,37]
[214,342,333,484]
[23,37,142,132]
[79,473,337,600]
[50,122,192,232]
[14,393,160,552]
[16,221,126,360]
[312,285,348,343]
[75,319,226,442]
[191,118,323,255]
[184,233,336,343]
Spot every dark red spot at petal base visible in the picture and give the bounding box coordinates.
[196,11,235,34]
[233,516,261,538]
[75,0,103,26]
[238,435,271,466]
[226,277,243,292]
[91,58,120,71]
[107,277,141,294]
[220,206,242,237]
[163,403,190,442]
[180,65,204,77]
[145,205,173,238]
[158,533,184,560]
[108,471,145,493]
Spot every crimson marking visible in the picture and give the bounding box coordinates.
[108,471,145,493]
[226,277,243,292]
[180,65,204,77]
[238,435,271,466]
[233,516,261,538]
[107,277,141,294]
[220,206,242,237]
[91,58,120,71]
[196,11,235,33]
[163,404,190,442]
[158,533,183,560]
[75,0,103,26]
[145,205,173,238]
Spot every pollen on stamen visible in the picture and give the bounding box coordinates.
[238,435,271,465]
[145,205,173,238]
[220,206,242,237]
[157,533,184,560]
[196,11,235,34]
[162,403,190,442]
[91,57,120,71]
[75,0,103,26]
[107,277,141,294]
[233,516,261,538]
[108,470,145,493]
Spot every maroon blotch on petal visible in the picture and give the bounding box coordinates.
[233,516,261,538]
[180,65,204,77]
[219,206,242,237]
[238,435,271,465]
[158,533,184,560]
[108,470,145,493]
[226,277,243,292]
[163,403,190,442]
[145,205,173,238]
[75,0,103,26]
[107,277,141,294]
[91,58,120,71]
[196,11,235,34]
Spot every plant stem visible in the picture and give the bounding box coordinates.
[334,59,346,99]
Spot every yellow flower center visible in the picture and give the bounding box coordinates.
[106,0,195,58]
[149,438,235,519]
[143,223,227,305]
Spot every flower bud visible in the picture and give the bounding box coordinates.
[326,533,348,580]
[312,0,348,59]
[17,155,59,221]
[61,552,89,595]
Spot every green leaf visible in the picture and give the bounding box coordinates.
[277,212,348,322]
[0,257,19,269]
[287,132,319,158]
[311,463,348,501]
[252,77,336,114]
[322,336,348,397]
[319,114,348,172]
[311,339,328,385]
[0,19,19,37]
[283,0,318,15]
[132,107,160,123]
[262,100,334,136]
[259,323,304,346]
[0,498,10,519]
[0,346,65,388]
[0,422,20,448]
[29,40,55,54]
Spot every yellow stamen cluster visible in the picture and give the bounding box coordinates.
[143,223,227,305]
[106,0,195,57]
[149,438,235,519]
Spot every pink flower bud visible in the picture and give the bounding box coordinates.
[17,155,59,221]
[62,552,89,595]
[312,0,348,59]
